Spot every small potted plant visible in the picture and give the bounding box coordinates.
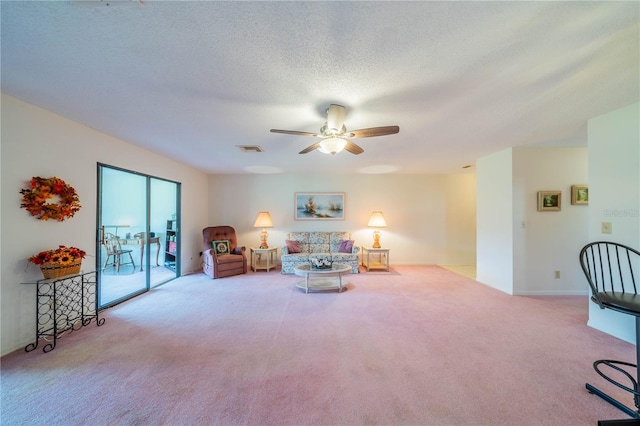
[28,245,87,279]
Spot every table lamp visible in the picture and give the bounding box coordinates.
[253,212,273,249]
[367,211,387,248]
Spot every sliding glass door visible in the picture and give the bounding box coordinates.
[97,164,180,308]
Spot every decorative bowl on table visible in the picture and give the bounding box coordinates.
[311,257,333,270]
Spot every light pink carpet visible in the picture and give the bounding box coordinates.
[1,265,636,425]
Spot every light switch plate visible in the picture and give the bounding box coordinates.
[602,222,612,234]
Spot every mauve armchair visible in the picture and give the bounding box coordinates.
[202,226,247,279]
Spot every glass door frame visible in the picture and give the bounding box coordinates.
[97,163,181,309]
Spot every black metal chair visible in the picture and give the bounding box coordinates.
[580,241,640,418]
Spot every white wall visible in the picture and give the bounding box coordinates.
[476,148,514,294]
[512,146,589,295]
[207,173,477,265]
[476,146,590,296]
[1,94,209,355]
[587,102,640,343]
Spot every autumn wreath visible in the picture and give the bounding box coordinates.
[19,176,81,222]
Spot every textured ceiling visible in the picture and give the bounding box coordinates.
[1,1,638,174]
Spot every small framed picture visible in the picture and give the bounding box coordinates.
[537,191,562,211]
[571,185,588,205]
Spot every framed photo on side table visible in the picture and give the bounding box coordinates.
[571,185,588,205]
[537,191,562,211]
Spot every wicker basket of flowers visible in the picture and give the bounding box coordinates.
[29,246,86,279]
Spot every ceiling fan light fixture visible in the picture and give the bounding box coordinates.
[318,137,347,155]
[270,103,399,156]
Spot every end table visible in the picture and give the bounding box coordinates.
[361,247,390,272]
[250,247,278,272]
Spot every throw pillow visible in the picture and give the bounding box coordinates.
[212,240,230,255]
[285,240,301,254]
[338,239,354,253]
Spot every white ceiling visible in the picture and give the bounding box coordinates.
[1,1,638,175]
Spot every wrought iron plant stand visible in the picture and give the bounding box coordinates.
[25,271,104,353]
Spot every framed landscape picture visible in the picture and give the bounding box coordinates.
[537,191,562,211]
[571,185,589,205]
[295,192,345,220]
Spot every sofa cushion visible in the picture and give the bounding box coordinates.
[288,232,310,254]
[338,239,354,253]
[331,252,358,263]
[281,252,309,261]
[216,253,244,264]
[309,232,330,253]
[329,232,351,252]
[285,239,301,254]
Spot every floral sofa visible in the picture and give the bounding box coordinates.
[280,231,360,274]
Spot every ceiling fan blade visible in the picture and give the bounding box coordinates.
[326,104,346,133]
[344,140,364,155]
[270,129,320,137]
[347,126,400,138]
[299,142,321,154]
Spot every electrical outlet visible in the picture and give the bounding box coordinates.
[602,222,612,234]
[554,271,560,279]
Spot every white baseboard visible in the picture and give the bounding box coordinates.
[513,290,589,296]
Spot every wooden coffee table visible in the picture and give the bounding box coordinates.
[293,263,351,293]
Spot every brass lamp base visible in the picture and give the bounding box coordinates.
[259,229,269,249]
[372,229,381,248]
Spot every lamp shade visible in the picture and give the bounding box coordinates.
[253,212,273,228]
[367,211,387,228]
[318,137,347,155]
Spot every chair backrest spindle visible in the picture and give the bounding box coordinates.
[626,248,638,294]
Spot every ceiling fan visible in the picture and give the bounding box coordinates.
[270,104,400,155]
